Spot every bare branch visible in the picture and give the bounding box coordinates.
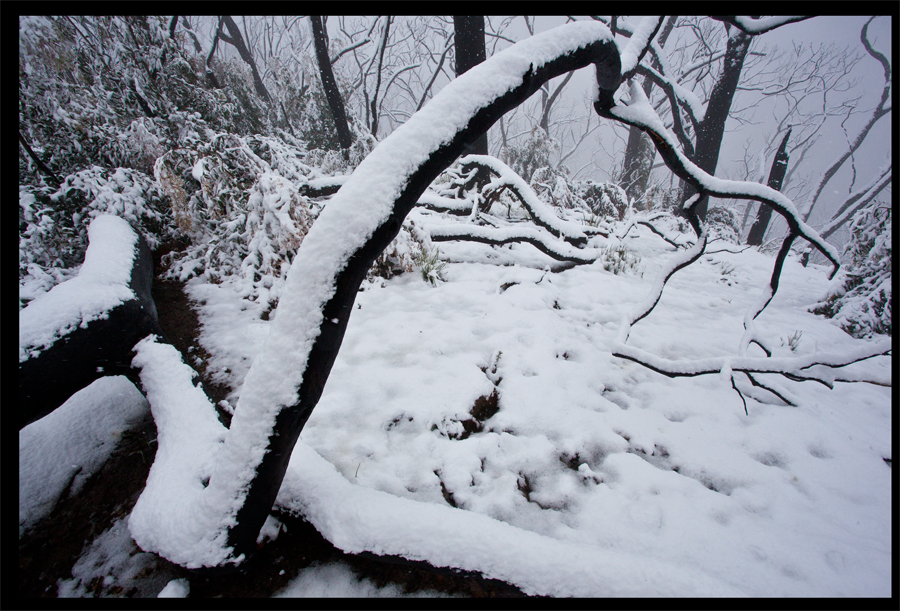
[428,223,601,265]
[417,35,453,111]
[803,17,891,223]
[330,37,371,64]
[612,339,891,385]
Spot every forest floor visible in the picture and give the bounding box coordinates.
[17,241,529,599]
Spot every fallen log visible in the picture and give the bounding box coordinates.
[19,215,165,429]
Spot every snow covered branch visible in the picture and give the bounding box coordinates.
[129,20,621,570]
[594,77,888,411]
[457,155,590,246]
[19,216,163,429]
[428,223,601,265]
[709,16,812,35]
[612,339,891,389]
[594,80,841,278]
[619,16,664,77]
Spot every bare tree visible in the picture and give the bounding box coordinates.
[310,16,353,158]
[21,17,890,577]
[801,17,891,226]
[745,128,791,245]
[218,16,273,103]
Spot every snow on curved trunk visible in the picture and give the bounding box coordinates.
[130,21,619,570]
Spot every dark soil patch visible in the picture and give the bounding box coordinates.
[18,240,532,598]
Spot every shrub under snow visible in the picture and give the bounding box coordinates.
[812,202,891,339]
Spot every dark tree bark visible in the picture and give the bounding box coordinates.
[453,16,488,156]
[181,17,203,54]
[19,226,164,429]
[205,17,224,89]
[746,128,791,246]
[369,16,392,137]
[682,29,752,220]
[310,16,353,159]
[133,84,157,118]
[219,16,272,103]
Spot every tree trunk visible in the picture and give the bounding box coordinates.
[682,29,752,220]
[311,16,353,159]
[746,128,791,246]
[453,16,488,157]
[621,125,655,208]
[216,28,621,568]
[369,17,392,137]
[220,16,272,104]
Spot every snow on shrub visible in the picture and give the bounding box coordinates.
[19,167,168,307]
[367,221,427,283]
[573,180,629,220]
[811,202,891,338]
[156,133,322,305]
[705,203,742,244]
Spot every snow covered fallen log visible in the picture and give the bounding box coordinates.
[19,215,163,429]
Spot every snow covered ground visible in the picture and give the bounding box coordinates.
[194,217,891,596]
[21,217,891,597]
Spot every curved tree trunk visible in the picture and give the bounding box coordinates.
[221,26,620,567]
[129,22,621,571]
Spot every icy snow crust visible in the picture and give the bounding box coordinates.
[128,21,617,568]
[19,215,138,362]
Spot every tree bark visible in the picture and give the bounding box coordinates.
[311,16,353,158]
[368,16,392,137]
[19,223,163,429]
[682,29,752,220]
[19,132,61,186]
[220,16,272,104]
[746,128,791,246]
[453,16,488,156]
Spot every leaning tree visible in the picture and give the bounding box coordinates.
[22,18,890,572]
